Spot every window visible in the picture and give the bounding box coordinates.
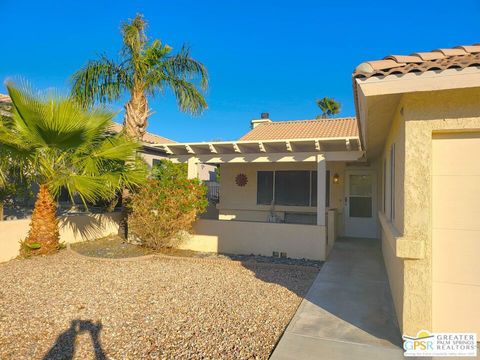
[348,174,373,218]
[275,171,310,206]
[256,170,330,207]
[257,171,274,205]
[389,144,396,220]
[383,158,387,213]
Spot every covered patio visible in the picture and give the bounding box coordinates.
[153,120,364,261]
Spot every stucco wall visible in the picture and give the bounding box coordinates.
[401,88,480,335]
[180,219,327,260]
[379,213,405,327]
[139,148,167,167]
[217,162,346,234]
[377,97,407,330]
[377,87,480,335]
[0,213,121,262]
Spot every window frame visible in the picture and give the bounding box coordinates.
[389,144,396,220]
[383,158,387,213]
[256,170,330,207]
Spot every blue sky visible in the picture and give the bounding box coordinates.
[1,1,479,142]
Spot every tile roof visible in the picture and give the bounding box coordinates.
[353,44,480,79]
[0,93,12,117]
[109,122,176,144]
[239,117,358,141]
[0,94,174,144]
[0,93,11,104]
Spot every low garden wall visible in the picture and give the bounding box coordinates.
[180,219,327,261]
[0,212,122,263]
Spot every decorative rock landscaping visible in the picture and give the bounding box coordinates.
[0,248,318,359]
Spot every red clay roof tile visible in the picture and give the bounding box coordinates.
[353,43,480,79]
[239,117,358,141]
[109,122,175,144]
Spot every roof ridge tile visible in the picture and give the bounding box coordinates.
[354,43,480,78]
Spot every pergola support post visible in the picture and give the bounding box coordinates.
[187,157,198,179]
[316,154,326,226]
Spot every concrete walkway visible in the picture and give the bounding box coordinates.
[271,238,404,360]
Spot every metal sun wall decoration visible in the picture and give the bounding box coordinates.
[235,173,248,187]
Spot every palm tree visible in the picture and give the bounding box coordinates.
[316,97,341,119]
[71,14,208,140]
[0,82,146,255]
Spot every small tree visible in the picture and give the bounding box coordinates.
[128,172,207,249]
[0,82,147,255]
[316,97,341,119]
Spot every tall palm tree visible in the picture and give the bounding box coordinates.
[0,82,146,255]
[71,14,208,140]
[316,97,341,119]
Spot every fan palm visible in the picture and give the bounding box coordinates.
[71,14,208,140]
[316,97,341,119]
[0,82,146,255]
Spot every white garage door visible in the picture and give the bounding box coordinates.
[432,133,480,334]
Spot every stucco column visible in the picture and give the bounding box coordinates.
[316,154,326,226]
[187,157,198,179]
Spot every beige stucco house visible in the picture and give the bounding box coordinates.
[353,45,480,337]
[156,116,364,262]
[154,44,480,338]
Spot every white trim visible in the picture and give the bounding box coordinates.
[150,137,361,155]
[316,154,326,226]
[258,142,266,152]
[285,141,292,152]
[168,151,365,164]
[208,143,217,153]
[185,144,194,154]
[356,66,480,97]
[232,143,241,153]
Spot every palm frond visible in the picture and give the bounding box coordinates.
[3,81,145,204]
[316,97,341,118]
[121,14,147,75]
[71,56,131,107]
[164,77,208,115]
[160,45,209,90]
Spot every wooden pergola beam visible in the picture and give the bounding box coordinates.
[208,143,218,153]
[185,145,195,154]
[233,143,241,153]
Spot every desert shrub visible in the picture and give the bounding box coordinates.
[150,159,187,182]
[128,177,207,249]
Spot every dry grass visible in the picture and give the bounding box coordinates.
[0,250,317,359]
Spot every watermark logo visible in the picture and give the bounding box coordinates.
[403,330,477,357]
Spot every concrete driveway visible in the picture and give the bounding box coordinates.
[271,238,404,360]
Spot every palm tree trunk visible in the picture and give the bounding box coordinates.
[0,201,4,221]
[21,184,60,256]
[124,90,149,140]
[120,88,149,239]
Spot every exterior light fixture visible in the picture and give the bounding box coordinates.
[333,173,340,184]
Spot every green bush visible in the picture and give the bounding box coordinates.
[151,159,187,182]
[127,176,208,249]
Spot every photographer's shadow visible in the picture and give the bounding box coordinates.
[43,320,106,360]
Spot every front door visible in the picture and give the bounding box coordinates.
[344,170,377,238]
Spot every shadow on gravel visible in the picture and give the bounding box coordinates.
[43,320,106,360]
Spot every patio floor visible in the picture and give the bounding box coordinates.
[271,237,404,360]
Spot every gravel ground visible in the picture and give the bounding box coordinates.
[71,237,324,270]
[0,250,318,359]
